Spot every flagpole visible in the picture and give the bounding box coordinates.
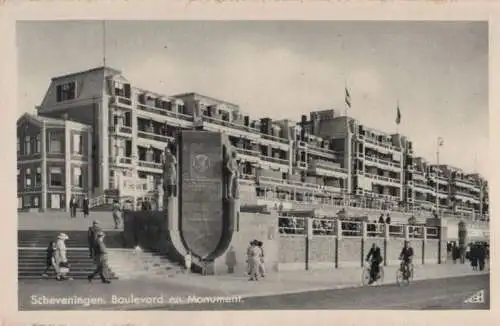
[102,20,107,67]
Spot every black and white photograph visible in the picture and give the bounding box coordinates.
[15,20,490,311]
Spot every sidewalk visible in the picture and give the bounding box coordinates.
[19,262,489,310]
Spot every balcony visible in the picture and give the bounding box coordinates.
[364,155,401,171]
[201,115,260,140]
[308,159,347,178]
[110,96,133,109]
[358,135,400,152]
[136,103,193,126]
[412,181,434,193]
[364,172,401,186]
[452,190,480,202]
[260,133,289,145]
[137,160,163,172]
[109,125,133,137]
[110,156,134,168]
[235,147,261,164]
[306,143,336,158]
[137,130,174,144]
[452,177,480,190]
[260,155,289,169]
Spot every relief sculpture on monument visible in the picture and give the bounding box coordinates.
[225,147,240,200]
[162,144,178,198]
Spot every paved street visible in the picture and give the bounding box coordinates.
[142,274,490,310]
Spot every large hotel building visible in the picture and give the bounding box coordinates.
[17,67,489,221]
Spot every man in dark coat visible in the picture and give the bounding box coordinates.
[88,220,102,258]
[366,243,383,284]
[82,196,90,218]
[87,231,111,284]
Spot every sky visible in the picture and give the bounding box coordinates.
[17,21,489,177]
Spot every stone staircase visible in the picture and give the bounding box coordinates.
[18,227,184,280]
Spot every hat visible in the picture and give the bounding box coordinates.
[57,233,69,240]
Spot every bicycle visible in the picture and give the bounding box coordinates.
[396,260,414,286]
[362,262,384,286]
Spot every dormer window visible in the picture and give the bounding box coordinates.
[56,81,77,102]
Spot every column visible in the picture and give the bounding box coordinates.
[64,124,71,213]
[101,97,110,191]
[130,92,138,170]
[41,122,47,211]
[87,128,93,197]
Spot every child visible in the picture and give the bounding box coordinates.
[184,251,192,273]
[41,241,56,278]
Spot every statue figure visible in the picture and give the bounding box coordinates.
[225,148,239,199]
[162,145,177,198]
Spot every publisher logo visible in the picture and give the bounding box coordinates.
[464,290,485,304]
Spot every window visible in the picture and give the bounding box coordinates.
[56,81,76,102]
[35,134,41,153]
[23,195,31,208]
[73,134,83,155]
[24,136,31,155]
[33,196,39,208]
[24,168,31,187]
[73,167,83,187]
[17,196,22,209]
[17,137,20,154]
[49,132,62,153]
[49,167,63,186]
[35,167,42,186]
[17,168,20,185]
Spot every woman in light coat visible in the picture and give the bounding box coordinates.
[55,233,69,280]
[248,241,261,281]
[257,241,266,278]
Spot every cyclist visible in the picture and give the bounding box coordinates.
[399,240,414,278]
[365,243,383,284]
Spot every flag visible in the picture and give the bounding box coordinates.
[396,105,401,125]
[438,137,444,147]
[345,87,351,109]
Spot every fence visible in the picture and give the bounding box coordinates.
[278,215,441,241]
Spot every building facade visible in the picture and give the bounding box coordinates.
[17,66,488,220]
[17,113,92,211]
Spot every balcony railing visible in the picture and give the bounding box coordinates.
[260,155,289,166]
[137,103,193,122]
[138,160,162,170]
[364,155,401,169]
[364,173,400,185]
[111,96,133,107]
[307,144,337,156]
[235,147,260,157]
[413,182,434,191]
[201,115,260,135]
[109,125,133,135]
[260,133,289,145]
[137,130,174,143]
[358,135,400,151]
[113,156,134,165]
[309,160,348,175]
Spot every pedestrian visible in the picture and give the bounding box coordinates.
[69,195,77,218]
[470,244,478,271]
[184,251,192,273]
[82,196,90,218]
[378,214,385,224]
[88,231,112,284]
[41,241,56,278]
[55,233,71,281]
[112,200,122,229]
[246,241,254,276]
[248,241,261,281]
[385,214,391,225]
[88,220,102,259]
[257,241,266,278]
[478,244,486,271]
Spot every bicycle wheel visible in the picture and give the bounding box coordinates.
[362,267,371,286]
[373,266,384,285]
